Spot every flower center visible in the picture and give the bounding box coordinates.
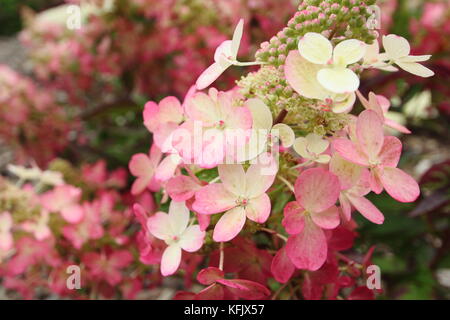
[236,197,249,207]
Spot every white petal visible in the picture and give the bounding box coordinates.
[298,32,333,65]
[382,34,410,60]
[285,51,329,100]
[399,55,431,63]
[218,164,246,196]
[168,201,190,236]
[332,92,356,114]
[396,61,434,77]
[244,98,273,129]
[317,67,360,93]
[333,39,366,66]
[293,137,310,159]
[161,245,182,276]
[306,133,329,154]
[272,123,295,148]
[179,225,205,252]
[196,62,228,90]
[231,19,244,59]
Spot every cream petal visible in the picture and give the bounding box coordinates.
[333,39,366,66]
[298,32,333,65]
[317,67,360,94]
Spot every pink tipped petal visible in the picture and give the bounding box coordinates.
[339,194,352,221]
[195,63,227,90]
[347,194,384,224]
[197,267,224,285]
[356,110,384,161]
[179,225,205,252]
[129,153,153,177]
[378,136,402,167]
[329,153,362,190]
[218,164,246,196]
[185,92,219,125]
[193,184,237,214]
[245,193,271,224]
[154,155,181,182]
[286,219,327,271]
[213,207,247,242]
[158,96,183,124]
[380,167,420,202]
[294,168,340,214]
[131,176,151,195]
[369,169,384,194]
[271,247,296,283]
[196,213,210,232]
[311,205,340,230]
[245,163,276,198]
[282,201,305,235]
[161,244,182,276]
[332,138,369,166]
[143,101,159,132]
[147,212,171,240]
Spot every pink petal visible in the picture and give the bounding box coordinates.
[197,267,224,285]
[196,62,227,90]
[356,110,384,161]
[347,194,384,224]
[332,138,369,166]
[378,136,402,167]
[61,205,84,224]
[294,168,340,214]
[213,207,247,242]
[131,176,151,196]
[271,247,296,283]
[282,201,305,235]
[380,167,420,202]
[157,96,183,124]
[339,194,352,221]
[110,250,134,268]
[161,244,182,276]
[192,184,237,214]
[245,193,271,224]
[369,168,384,194]
[166,176,201,202]
[384,118,411,134]
[154,154,181,182]
[216,279,270,300]
[286,218,327,271]
[179,225,205,252]
[311,205,340,230]
[143,101,159,132]
[196,283,224,300]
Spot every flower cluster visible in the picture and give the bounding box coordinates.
[130,0,432,300]
[20,0,299,105]
[0,66,74,166]
[0,159,151,299]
